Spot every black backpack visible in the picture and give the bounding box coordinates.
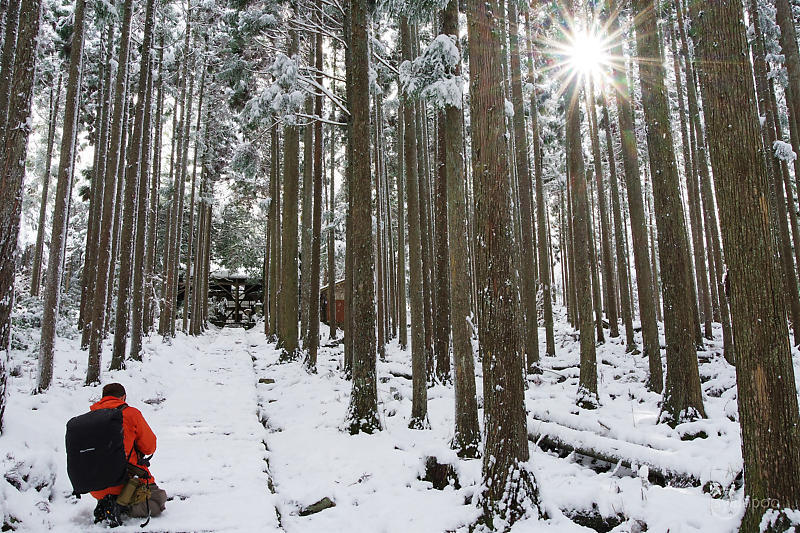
[65,404,128,495]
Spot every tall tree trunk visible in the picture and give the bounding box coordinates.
[646,180,663,323]
[327,117,337,338]
[130,22,156,359]
[401,17,428,430]
[269,126,281,339]
[747,0,800,347]
[566,68,599,406]
[374,94,386,361]
[0,0,20,150]
[107,98,132,333]
[587,180,605,344]
[37,0,84,390]
[525,11,556,356]
[769,83,800,302]
[300,48,314,346]
[632,0,705,424]
[693,0,800,529]
[306,23,324,370]
[465,0,542,525]
[168,60,194,338]
[396,100,407,349]
[158,80,181,336]
[143,39,165,335]
[775,0,800,195]
[601,89,636,351]
[80,25,114,345]
[607,3,662,390]
[344,0,380,434]
[87,0,133,383]
[586,80,619,339]
[433,109,451,382]
[0,0,42,428]
[442,0,480,458]
[668,20,712,341]
[415,100,434,380]
[111,0,156,368]
[508,1,540,373]
[31,75,62,296]
[278,27,301,360]
[673,0,735,360]
[184,59,206,335]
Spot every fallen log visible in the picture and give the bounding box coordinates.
[530,430,700,488]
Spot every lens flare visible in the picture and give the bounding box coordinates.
[566,29,610,81]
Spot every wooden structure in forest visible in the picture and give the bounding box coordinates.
[205,274,263,328]
[320,279,346,325]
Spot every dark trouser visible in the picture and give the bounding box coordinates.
[128,483,168,518]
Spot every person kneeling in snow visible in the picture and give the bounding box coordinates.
[90,383,167,524]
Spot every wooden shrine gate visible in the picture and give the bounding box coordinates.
[208,275,263,329]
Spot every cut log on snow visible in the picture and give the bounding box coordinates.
[529,417,742,491]
[530,430,700,487]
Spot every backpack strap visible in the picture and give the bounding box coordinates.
[116,403,128,411]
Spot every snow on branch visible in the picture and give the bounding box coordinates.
[399,34,464,109]
[241,53,307,129]
[774,140,797,162]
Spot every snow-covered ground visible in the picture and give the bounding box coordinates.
[2,312,799,532]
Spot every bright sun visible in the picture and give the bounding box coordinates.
[566,29,609,81]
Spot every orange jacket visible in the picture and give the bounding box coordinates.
[89,396,157,499]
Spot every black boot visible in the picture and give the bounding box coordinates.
[93,495,125,528]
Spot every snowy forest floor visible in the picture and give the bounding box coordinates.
[2,311,800,532]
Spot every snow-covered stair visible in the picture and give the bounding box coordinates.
[2,329,281,532]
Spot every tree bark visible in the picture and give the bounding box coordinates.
[586,80,619,339]
[37,0,84,390]
[442,0,480,458]
[673,0,735,361]
[278,26,301,360]
[434,108,451,382]
[269,126,281,339]
[87,0,133,383]
[667,20,712,341]
[525,11,556,356]
[327,111,337,338]
[607,2,662,391]
[0,0,42,427]
[600,90,636,351]
[693,0,800,528]
[344,0,380,434]
[306,22,323,371]
[143,39,165,335]
[130,19,156,359]
[401,17,428,430]
[465,0,542,525]
[80,25,114,345]
[31,75,62,296]
[300,43,314,346]
[111,0,156,367]
[396,100,407,349]
[508,1,540,373]
[0,0,20,150]
[183,58,206,335]
[632,0,705,424]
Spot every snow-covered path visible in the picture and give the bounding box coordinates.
[2,330,281,532]
[142,329,280,532]
[6,319,799,532]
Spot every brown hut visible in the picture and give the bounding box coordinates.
[320,279,346,325]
